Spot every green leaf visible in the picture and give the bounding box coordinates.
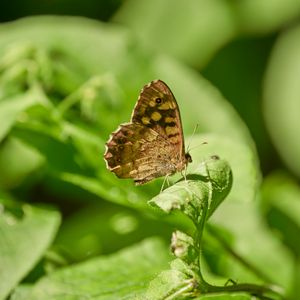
[171,230,198,261]
[264,23,300,177]
[0,16,130,77]
[10,285,33,300]
[114,0,236,68]
[202,225,236,282]
[261,171,300,256]
[114,0,300,67]
[0,195,61,300]
[0,91,40,142]
[290,258,300,300]
[162,132,257,209]
[61,121,105,170]
[0,137,45,189]
[188,134,259,205]
[13,126,84,175]
[145,259,199,300]
[150,155,232,221]
[210,200,293,288]
[196,294,253,299]
[54,202,174,261]
[234,0,300,34]
[29,237,170,300]
[56,171,149,209]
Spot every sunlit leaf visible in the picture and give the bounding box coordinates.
[188,134,258,205]
[150,155,232,221]
[261,171,300,256]
[29,238,170,300]
[145,258,199,300]
[211,200,293,288]
[264,23,300,177]
[234,0,300,34]
[0,137,45,189]
[0,195,60,300]
[114,0,300,67]
[0,91,40,142]
[54,203,173,261]
[10,285,33,300]
[114,0,236,68]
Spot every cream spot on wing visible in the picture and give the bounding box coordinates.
[151,111,162,121]
[129,170,138,176]
[165,117,175,123]
[142,116,151,124]
[158,102,171,110]
[169,136,180,144]
[144,131,158,141]
[169,101,176,109]
[166,126,179,136]
[149,101,156,107]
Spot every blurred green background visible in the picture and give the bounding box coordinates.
[0,0,291,172]
[0,1,300,299]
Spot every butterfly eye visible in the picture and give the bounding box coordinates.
[155,97,162,104]
[185,153,192,163]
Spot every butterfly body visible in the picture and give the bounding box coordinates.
[104,80,191,185]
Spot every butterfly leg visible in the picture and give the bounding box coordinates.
[181,164,188,183]
[166,175,170,187]
[160,174,170,192]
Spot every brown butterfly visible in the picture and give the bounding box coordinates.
[104,80,192,185]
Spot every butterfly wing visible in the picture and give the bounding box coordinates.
[104,124,180,184]
[104,80,189,185]
[131,80,186,159]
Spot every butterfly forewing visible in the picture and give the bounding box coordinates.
[104,80,190,185]
[131,80,185,159]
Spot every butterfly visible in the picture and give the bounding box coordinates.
[104,79,192,185]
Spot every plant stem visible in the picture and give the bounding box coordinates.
[206,224,274,283]
[207,282,285,298]
[191,174,285,300]
[192,193,210,291]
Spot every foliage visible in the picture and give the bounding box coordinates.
[0,1,300,299]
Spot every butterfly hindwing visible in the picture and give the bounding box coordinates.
[104,124,178,184]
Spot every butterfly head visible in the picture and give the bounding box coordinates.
[185,152,192,164]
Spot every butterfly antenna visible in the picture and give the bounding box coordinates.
[186,123,199,153]
[188,142,208,152]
